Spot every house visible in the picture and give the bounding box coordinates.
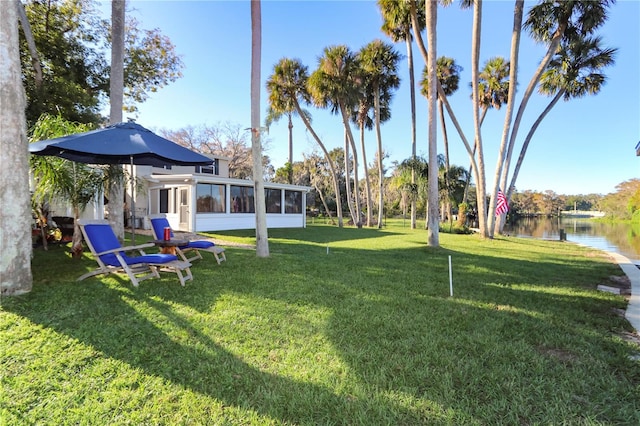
[132,155,311,232]
[45,155,311,233]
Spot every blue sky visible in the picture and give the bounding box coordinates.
[100,0,639,195]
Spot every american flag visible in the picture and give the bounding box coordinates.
[496,190,509,216]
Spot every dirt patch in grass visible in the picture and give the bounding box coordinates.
[537,346,578,364]
[603,274,632,296]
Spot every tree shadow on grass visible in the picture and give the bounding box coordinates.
[205,241,639,423]
[7,233,638,423]
[208,224,402,245]
[4,274,423,424]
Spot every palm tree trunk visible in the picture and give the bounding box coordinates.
[438,100,452,222]
[406,34,417,230]
[470,0,488,238]
[495,0,525,235]
[339,104,361,227]
[251,0,269,257]
[359,120,373,227]
[489,0,524,237]
[294,103,344,227]
[462,107,488,204]
[374,90,385,228]
[348,128,362,227]
[314,183,335,225]
[505,90,564,209]
[494,2,568,234]
[425,0,439,246]
[343,129,356,224]
[412,0,484,237]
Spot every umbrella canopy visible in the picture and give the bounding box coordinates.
[29,121,213,243]
[29,121,213,167]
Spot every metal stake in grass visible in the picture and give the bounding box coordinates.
[449,255,454,297]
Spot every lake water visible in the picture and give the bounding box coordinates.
[502,217,640,263]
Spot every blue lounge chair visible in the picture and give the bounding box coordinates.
[78,219,193,287]
[149,216,226,265]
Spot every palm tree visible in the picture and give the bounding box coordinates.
[358,40,401,228]
[477,57,510,123]
[463,56,510,204]
[467,0,489,240]
[308,45,362,226]
[391,156,429,220]
[488,1,523,237]
[505,35,616,215]
[420,56,462,222]
[490,0,614,235]
[251,0,269,257]
[1,0,32,295]
[420,57,462,170]
[265,98,310,185]
[437,161,470,229]
[410,0,477,242]
[378,0,424,229]
[266,57,344,227]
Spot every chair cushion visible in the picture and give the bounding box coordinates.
[102,253,178,267]
[184,240,215,249]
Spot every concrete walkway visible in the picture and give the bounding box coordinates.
[608,251,640,333]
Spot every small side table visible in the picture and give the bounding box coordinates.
[150,239,189,256]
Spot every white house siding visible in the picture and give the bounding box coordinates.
[192,213,306,232]
[142,171,311,233]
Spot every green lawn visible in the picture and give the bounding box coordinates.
[2,222,639,425]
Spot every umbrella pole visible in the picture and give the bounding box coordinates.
[130,156,135,244]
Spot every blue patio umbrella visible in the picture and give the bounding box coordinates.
[29,121,213,241]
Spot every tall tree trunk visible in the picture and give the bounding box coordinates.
[251,0,269,257]
[425,0,439,246]
[343,129,356,224]
[462,107,488,204]
[374,90,385,228]
[294,102,343,227]
[1,1,33,295]
[347,127,362,227]
[359,120,373,227]
[17,0,42,88]
[314,183,335,225]
[411,0,482,237]
[490,0,524,237]
[506,90,564,204]
[439,99,452,222]
[470,0,488,238]
[406,35,417,229]
[108,0,125,241]
[340,103,360,227]
[494,1,568,234]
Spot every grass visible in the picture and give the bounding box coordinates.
[2,220,639,425]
